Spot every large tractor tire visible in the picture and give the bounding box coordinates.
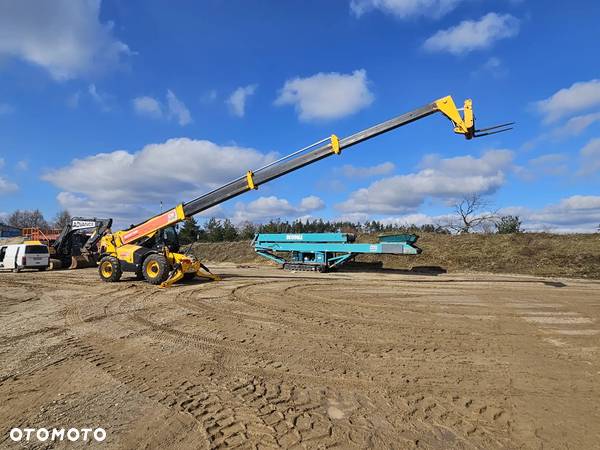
[142,254,170,285]
[99,256,122,282]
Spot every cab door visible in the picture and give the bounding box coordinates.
[13,246,21,270]
[0,246,7,268]
[1,246,18,270]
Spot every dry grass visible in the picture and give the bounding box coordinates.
[193,233,600,279]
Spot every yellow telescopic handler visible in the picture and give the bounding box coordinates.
[97,96,512,287]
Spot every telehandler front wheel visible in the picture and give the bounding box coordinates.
[143,254,170,285]
[99,256,122,282]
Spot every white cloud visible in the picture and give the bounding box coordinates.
[334,211,455,227]
[88,83,110,111]
[382,212,460,229]
[335,212,370,223]
[337,162,395,178]
[506,195,600,232]
[535,80,600,124]
[473,56,509,79]
[515,152,572,182]
[201,90,218,103]
[66,92,81,109]
[43,138,277,223]
[521,111,600,150]
[483,56,502,70]
[423,13,520,55]
[0,0,130,81]
[64,85,111,111]
[227,84,257,118]
[0,176,18,195]
[0,157,18,195]
[337,150,513,214]
[299,195,326,211]
[133,96,162,118]
[275,69,374,121]
[132,91,191,125]
[350,0,462,19]
[166,90,192,126]
[232,195,325,224]
[555,112,600,136]
[579,138,600,176]
[527,153,568,177]
[0,103,14,115]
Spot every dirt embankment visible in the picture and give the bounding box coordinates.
[192,233,600,279]
[0,237,26,245]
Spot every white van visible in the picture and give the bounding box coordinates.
[0,241,50,272]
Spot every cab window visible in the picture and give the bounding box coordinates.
[161,226,180,252]
[25,245,49,254]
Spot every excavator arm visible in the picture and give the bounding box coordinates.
[51,217,113,269]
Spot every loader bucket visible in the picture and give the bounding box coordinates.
[69,255,97,269]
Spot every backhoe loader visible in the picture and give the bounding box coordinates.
[97,96,512,287]
[50,217,112,269]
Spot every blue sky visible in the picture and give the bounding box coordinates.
[1,0,599,231]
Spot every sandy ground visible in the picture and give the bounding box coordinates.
[1,264,599,449]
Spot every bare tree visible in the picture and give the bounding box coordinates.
[52,210,72,229]
[445,194,498,234]
[7,209,49,229]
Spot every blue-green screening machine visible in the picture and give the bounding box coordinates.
[253,233,421,271]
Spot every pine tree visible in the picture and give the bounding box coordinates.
[204,218,224,242]
[179,217,200,244]
[238,222,257,240]
[222,219,238,241]
[495,215,522,234]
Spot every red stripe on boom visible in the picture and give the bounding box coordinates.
[121,208,179,244]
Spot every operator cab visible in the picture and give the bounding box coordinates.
[156,226,180,253]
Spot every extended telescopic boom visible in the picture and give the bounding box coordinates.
[183,96,479,217]
[118,95,511,246]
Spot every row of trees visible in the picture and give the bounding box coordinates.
[3,209,71,229]
[3,201,524,245]
[177,215,523,244]
[176,194,525,243]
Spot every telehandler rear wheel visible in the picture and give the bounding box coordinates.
[99,256,122,282]
[143,254,170,285]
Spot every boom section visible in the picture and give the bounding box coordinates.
[183,102,440,217]
[120,95,491,245]
[119,205,184,245]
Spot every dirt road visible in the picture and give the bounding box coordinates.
[1,265,599,449]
